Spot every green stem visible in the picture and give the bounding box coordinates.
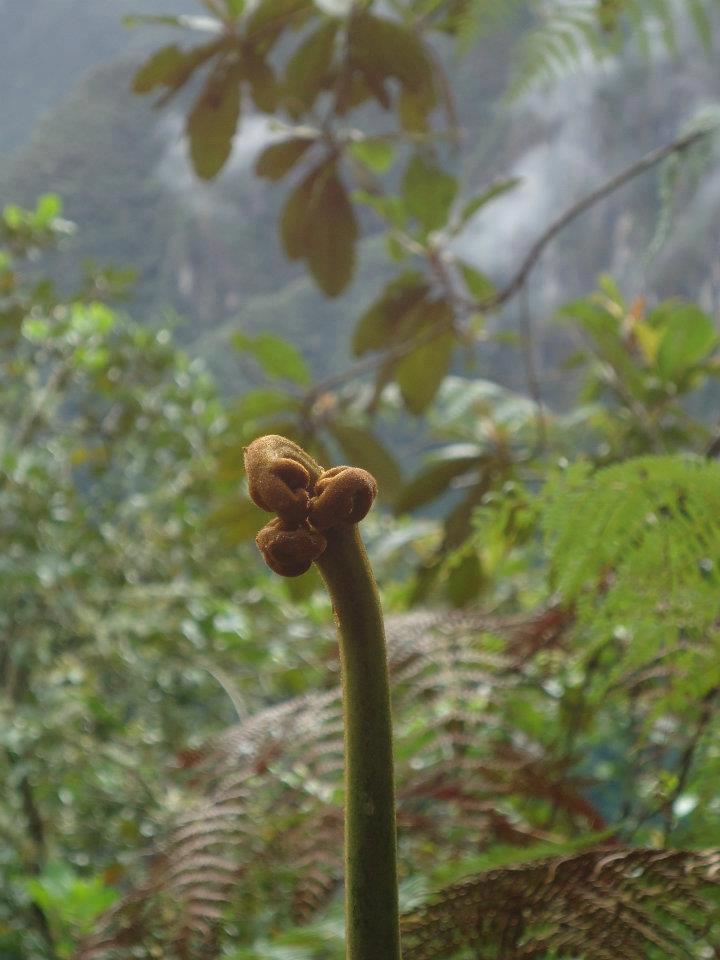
[316,524,402,960]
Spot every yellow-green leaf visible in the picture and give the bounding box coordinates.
[395,328,454,414]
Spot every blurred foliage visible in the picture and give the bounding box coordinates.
[2,0,720,957]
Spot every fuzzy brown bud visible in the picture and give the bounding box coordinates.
[308,466,378,531]
[255,518,327,577]
[244,435,323,524]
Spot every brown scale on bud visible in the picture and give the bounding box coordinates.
[255,518,327,577]
[309,466,378,531]
[245,435,378,577]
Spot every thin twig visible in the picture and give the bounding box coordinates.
[660,686,718,842]
[518,278,547,453]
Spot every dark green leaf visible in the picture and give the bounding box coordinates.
[402,155,457,233]
[255,137,314,180]
[245,51,278,112]
[349,13,431,90]
[398,85,436,133]
[132,42,221,94]
[395,453,482,514]
[280,163,357,295]
[305,172,357,297]
[352,273,428,356]
[233,332,310,384]
[281,170,315,260]
[328,423,403,495]
[246,0,312,51]
[186,60,242,179]
[284,20,338,111]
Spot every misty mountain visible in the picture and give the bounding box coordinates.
[1,3,719,394]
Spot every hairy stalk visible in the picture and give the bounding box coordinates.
[244,435,401,960]
[316,525,401,960]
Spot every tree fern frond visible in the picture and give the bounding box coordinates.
[75,608,576,959]
[509,1,604,100]
[400,845,720,959]
[647,106,720,262]
[509,0,720,99]
[542,456,720,697]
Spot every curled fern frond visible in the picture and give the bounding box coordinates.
[401,845,720,959]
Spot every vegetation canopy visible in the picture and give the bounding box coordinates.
[1,1,720,959]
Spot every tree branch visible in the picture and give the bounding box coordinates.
[301,128,708,410]
[480,128,706,311]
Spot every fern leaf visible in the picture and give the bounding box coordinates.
[400,846,720,959]
[75,609,575,959]
[509,0,720,98]
[542,456,720,700]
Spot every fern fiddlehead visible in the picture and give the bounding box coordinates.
[245,435,402,960]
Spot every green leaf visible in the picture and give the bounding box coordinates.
[232,389,297,422]
[283,164,357,296]
[457,178,521,229]
[255,137,313,180]
[281,170,315,260]
[186,60,242,179]
[352,273,428,356]
[132,41,221,94]
[402,155,457,233]
[395,453,482,514]
[328,423,403,495]
[284,20,338,111]
[211,496,268,544]
[445,550,483,606]
[349,13,432,91]
[284,564,322,600]
[35,194,62,224]
[245,51,278,112]
[246,0,311,51]
[655,306,717,382]
[348,139,395,173]
[233,332,310,384]
[398,85,436,133]
[459,263,496,301]
[395,324,454,415]
[351,190,406,228]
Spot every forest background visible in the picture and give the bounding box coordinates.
[2,1,720,958]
